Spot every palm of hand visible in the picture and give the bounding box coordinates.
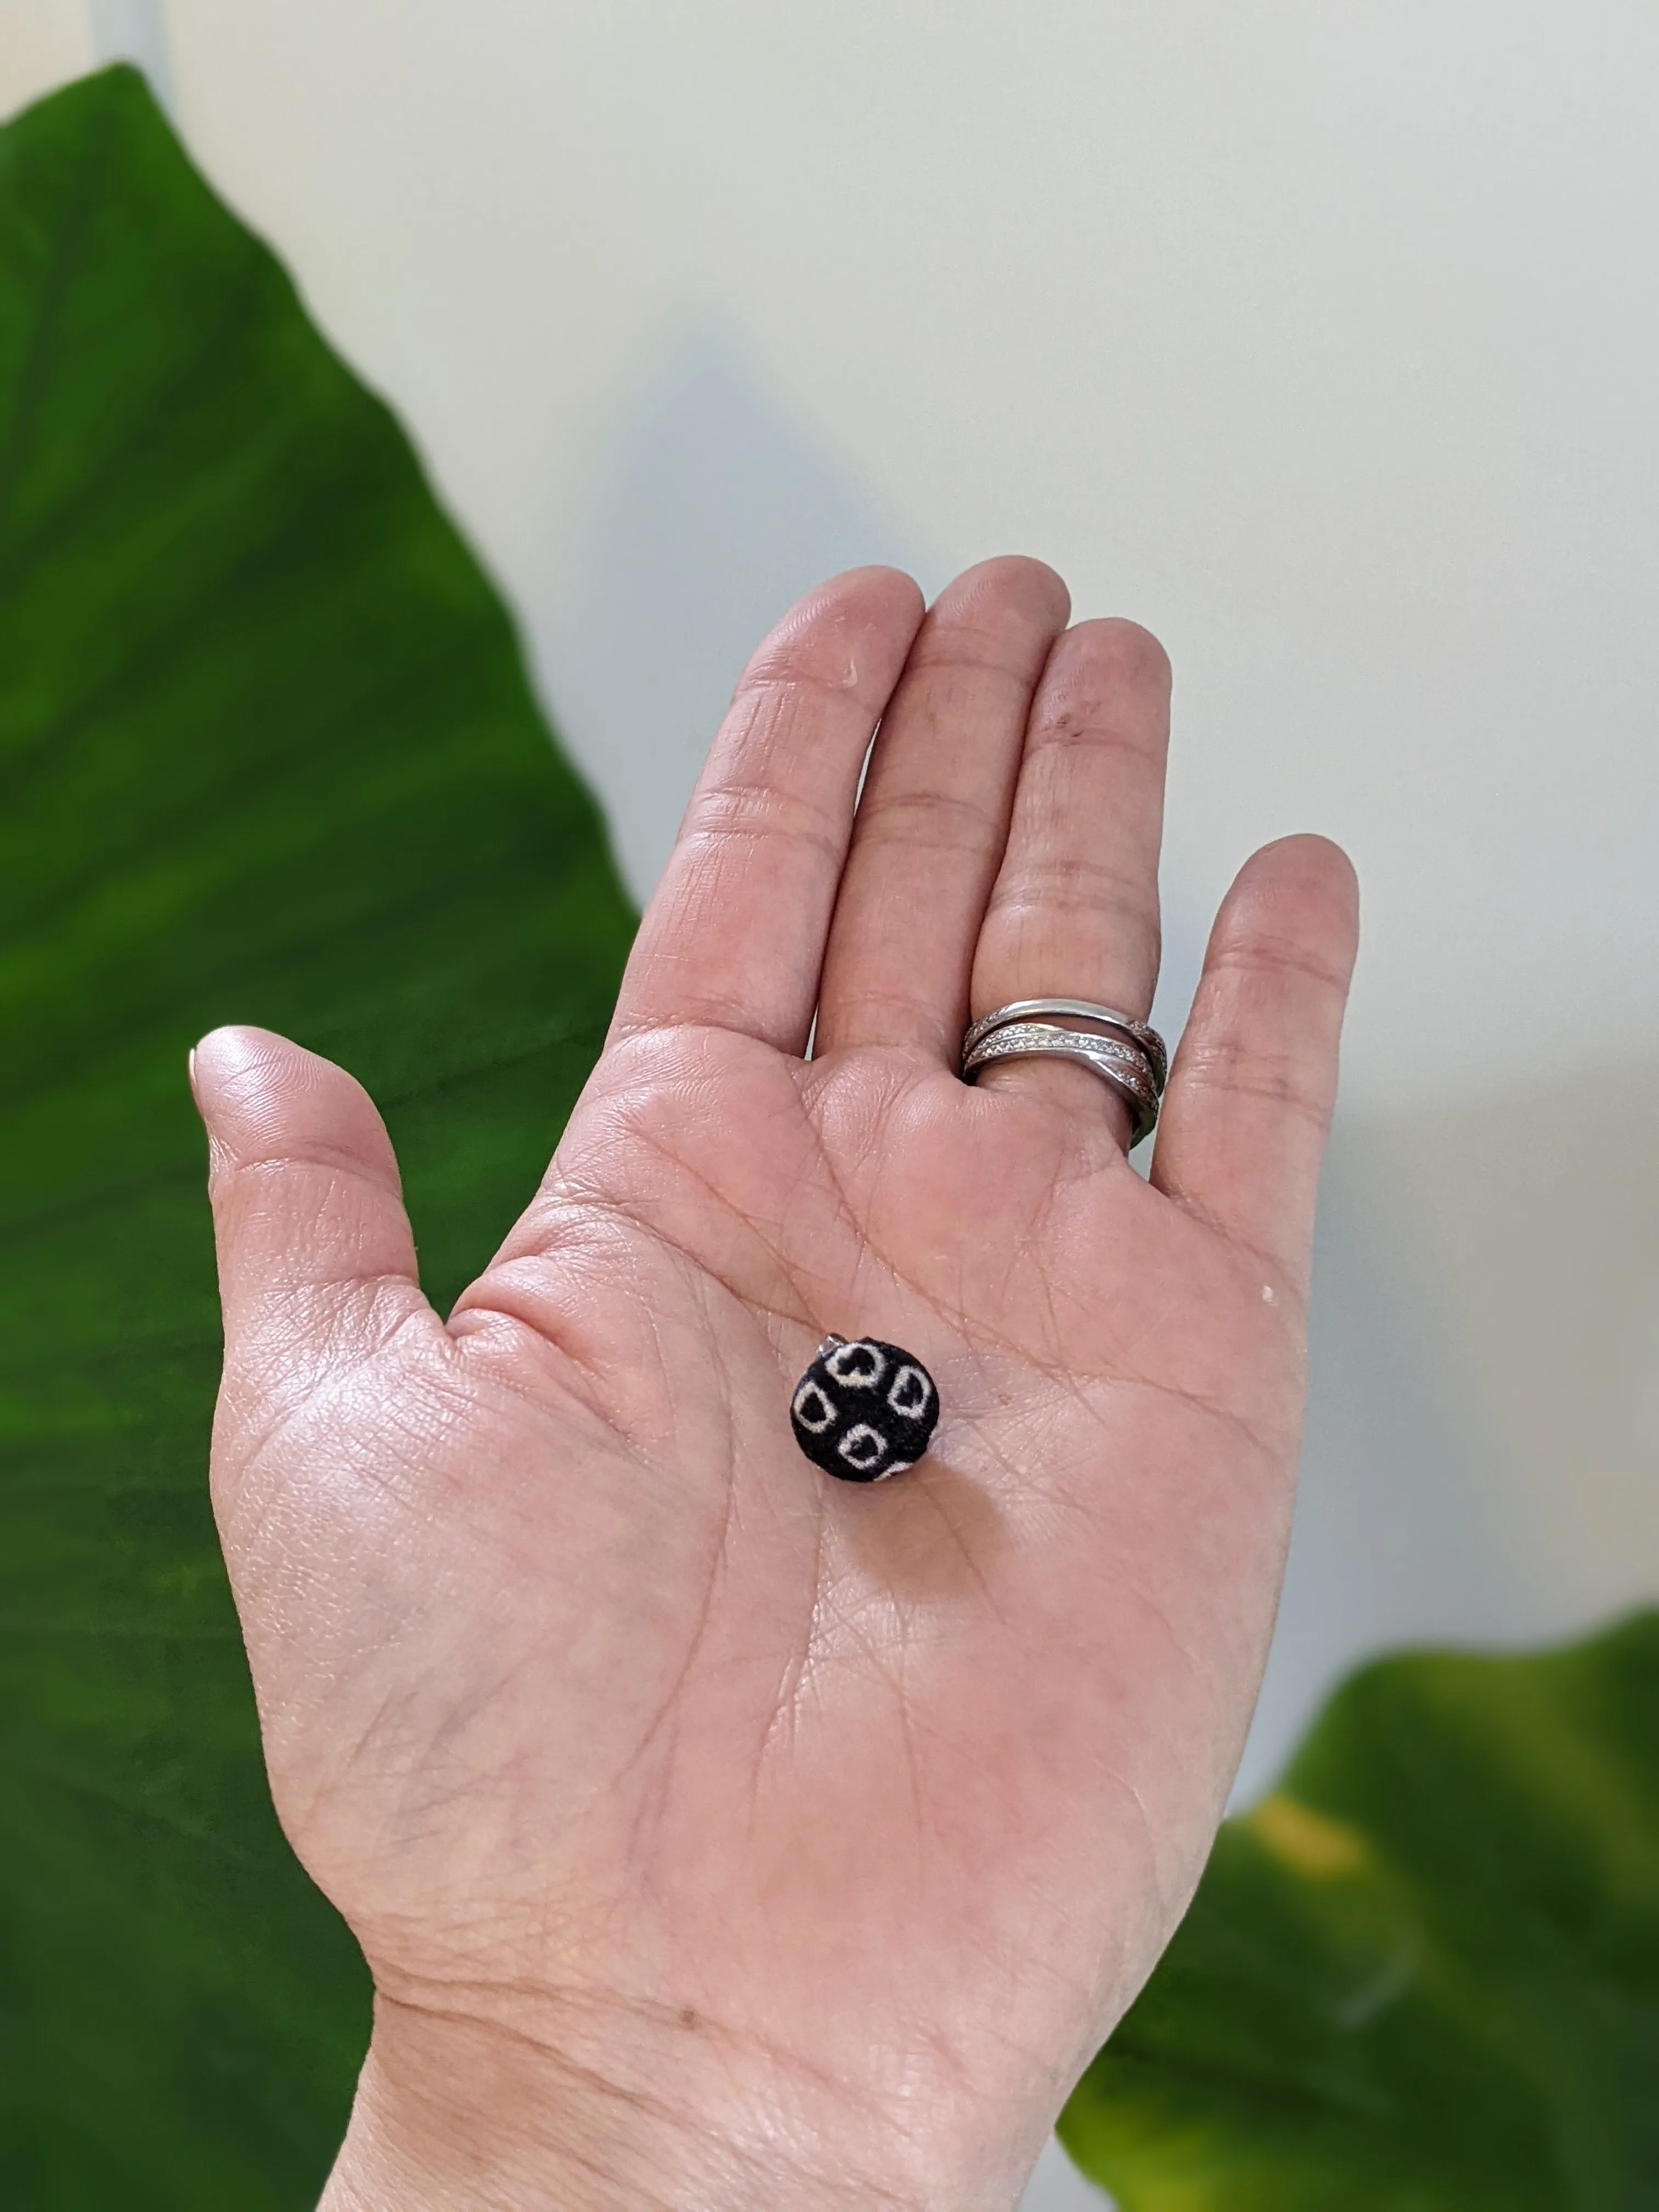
[198,561,1356,2211]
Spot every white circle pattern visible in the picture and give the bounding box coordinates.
[788,1336,940,1483]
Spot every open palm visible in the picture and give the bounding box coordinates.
[195,560,1357,2212]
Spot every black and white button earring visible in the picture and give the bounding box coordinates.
[789,1334,939,1482]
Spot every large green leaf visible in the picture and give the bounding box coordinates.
[1060,1610,1659,2209]
[0,65,635,2206]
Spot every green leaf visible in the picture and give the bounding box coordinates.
[1060,1610,1659,2210]
[0,65,636,2206]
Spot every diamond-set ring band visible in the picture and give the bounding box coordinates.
[960,998,1168,1149]
[958,998,1168,1093]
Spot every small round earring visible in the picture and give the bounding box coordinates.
[789,1334,939,1482]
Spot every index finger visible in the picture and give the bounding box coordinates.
[608,567,926,1054]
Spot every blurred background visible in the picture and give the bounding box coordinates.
[6,4,1658,2203]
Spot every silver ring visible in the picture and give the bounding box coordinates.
[962,1022,1161,1148]
[961,999,1167,1093]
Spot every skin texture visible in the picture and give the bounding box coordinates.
[193,560,1359,2211]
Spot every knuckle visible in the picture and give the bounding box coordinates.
[1181,1035,1332,1130]
[902,634,1048,690]
[1213,934,1352,996]
[855,783,1000,855]
[729,662,858,716]
[988,864,1160,943]
[683,775,843,868]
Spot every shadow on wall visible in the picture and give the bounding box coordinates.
[529,321,938,902]
[526,312,1211,1015]
[1244,1063,1659,1798]
[87,0,173,108]
[1240,1114,1522,1800]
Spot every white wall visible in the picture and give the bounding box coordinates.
[0,0,92,101]
[25,0,1657,1094]
[11,9,1659,2206]
[143,0,1659,1117]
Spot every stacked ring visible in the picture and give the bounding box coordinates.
[960,998,1168,1148]
[959,998,1168,1092]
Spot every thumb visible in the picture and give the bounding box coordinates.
[191,1025,431,1428]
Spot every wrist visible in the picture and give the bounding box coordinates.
[319,1994,927,2212]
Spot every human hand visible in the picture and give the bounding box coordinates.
[193,560,1357,2212]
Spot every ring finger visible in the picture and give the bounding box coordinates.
[967,617,1172,1143]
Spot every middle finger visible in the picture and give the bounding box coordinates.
[812,556,1070,1063]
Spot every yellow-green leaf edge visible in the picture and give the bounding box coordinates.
[1060,1609,1659,2208]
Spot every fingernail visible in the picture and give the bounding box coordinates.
[187,1044,199,1101]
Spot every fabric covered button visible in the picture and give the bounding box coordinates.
[789,1335,939,1482]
